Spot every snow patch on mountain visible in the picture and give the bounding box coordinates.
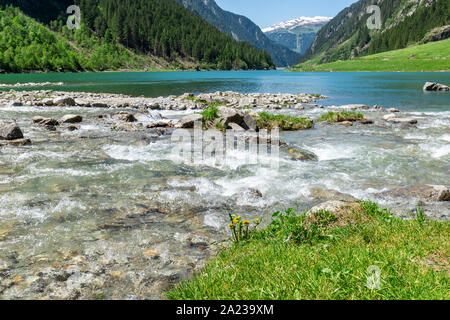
[262,16,332,33]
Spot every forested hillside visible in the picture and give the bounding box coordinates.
[174,0,300,67]
[300,0,449,65]
[0,0,274,72]
[0,5,147,72]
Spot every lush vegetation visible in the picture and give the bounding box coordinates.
[300,0,449,66]
[316,111,364,123]
[256,112,314,131]
[167,201,449,300]
[0,6,148,72]
[294,39,450,72]
[0,0,274,72]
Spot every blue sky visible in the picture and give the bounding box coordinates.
[215,0,357,28]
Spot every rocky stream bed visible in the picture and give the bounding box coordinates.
[0,89,449,299]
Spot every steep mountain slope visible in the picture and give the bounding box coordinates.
[263,17,331,55]
[0,5,150,72]
[301,0,449,65]
[175,0,301,67]
[0,0,274,72]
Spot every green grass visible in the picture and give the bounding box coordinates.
[256,112,314,131]
[316,111,364,123]
[292,39,450,72]
[167,201,449,300]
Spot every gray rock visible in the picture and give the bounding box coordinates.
[228,122,245,131]
[0,124,23,140]
[176,114,203,129]
[8,100,22,107]
[243,113,258,131]
[0,138,31,147]
[287,147,318,161]
[60,114,83,124]
[216,106,246,127]
[42,98,54,106]
[33,116,59,126]
[91,102,109,108]
[382,184,450,202]
[310,188,357,202]
[116,112,137,122]
[423,82,449,91]
[54,97,76,106]
[387,117,417,124]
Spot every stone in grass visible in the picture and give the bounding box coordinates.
[0,124,23,140]
[60,114,83,124]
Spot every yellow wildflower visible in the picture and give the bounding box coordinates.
[242,220,250,225]
[232,219,238,224]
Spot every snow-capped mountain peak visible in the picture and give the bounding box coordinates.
[262,16,331,33]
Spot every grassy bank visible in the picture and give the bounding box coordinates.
[292,40,450,72]
[167,202,449,300]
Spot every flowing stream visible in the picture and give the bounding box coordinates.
[0,71,449,299]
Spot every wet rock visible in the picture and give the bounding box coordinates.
[215,106,246,127]
[91,102,109,108]
[116,112,137,122]
[228,122,245,131]
[60,114,83,124]
[423,82,449,91]
[42,98,54,106]
[146,121,174,129]
[67,125,79,131]
[243,113,258,131]
[359,119,374,124]
[0,124,23,140]
[74,99,90,107]
[384,185,450,202]
[33,116,60,126]
[310,188,357,202]
[0,138,31,147]
[387,108,400,113]
[8,100,22,107]
[248,188,263,197]
[339,121,353,127]
[287,147,318,161]
[388,117,418,125]
[383,113,397,121]
[112,123,140,132]
[176,114,203,129]
[54,97,76,106]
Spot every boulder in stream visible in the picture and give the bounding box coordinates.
[60,114,83,124]
[0,124,23,140]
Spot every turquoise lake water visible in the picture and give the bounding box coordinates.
[1,71,449,111]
